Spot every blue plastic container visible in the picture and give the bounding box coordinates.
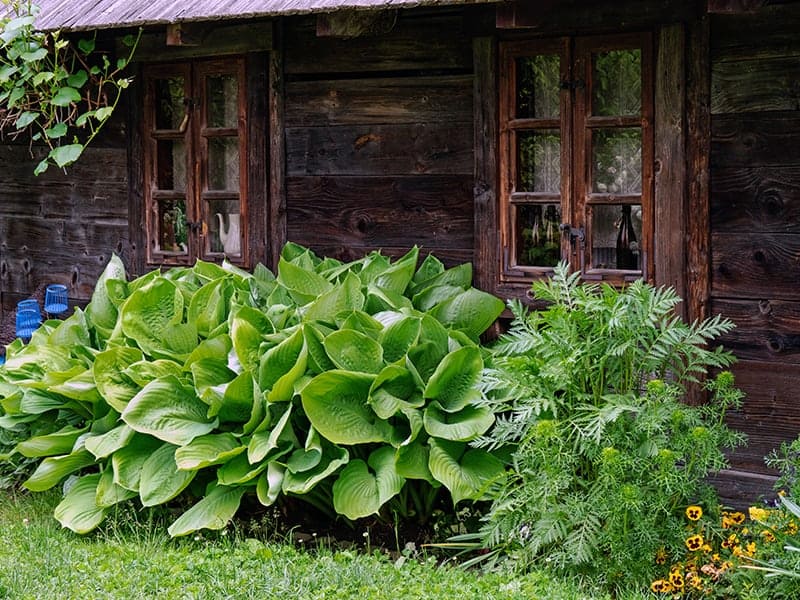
[15,308,41,341]
[44,284,68,316]
[17,298,41,318]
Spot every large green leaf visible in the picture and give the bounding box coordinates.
[216,452,270,485]
[187,278,233,338]
[282,440,348,495]
[93,347,144,412]
[23,449,96,492]
[303,324,335,374]
[85,254,127,341]
[123,359,183,387]
[190,358,236,407]
[231,306,272,372]
[208,371,255,424]
[175,433,245,471]
[258,327,305,395]
[95,467,137,507]
[286,427,322,474]
[277,257,332,305]
[429,288,505,340]
[120,277,197,360]
[427,439,504,505]
[301,371,389,445]
[379,316,421,363]
[423,402,495,442]
[333,446,405,520]
[16,425,88,458]
[368,365,421,420]
[372,246,418,295]
[395,441,435,483]
[323,329,384,374]
[54,474,108,534]
[84,424,135,459]
[139,443,196,507]
[303,271,364,324]
[256,462,285,507]
[423,346,483,412]
[48,367,102,404]
[167,484,247,537]
[112,434,163,492]
[122,376,218,446]
[248,403,294,464]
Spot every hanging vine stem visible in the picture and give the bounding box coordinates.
[0,0,141,174]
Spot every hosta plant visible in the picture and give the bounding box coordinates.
[473,263,747,591]
[0,244,505,536]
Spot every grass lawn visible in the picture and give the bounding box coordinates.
[0,490,643,600]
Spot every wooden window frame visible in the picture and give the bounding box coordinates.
[499,32,654,285]
[142,57,249,268]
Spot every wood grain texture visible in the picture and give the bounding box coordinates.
[286,175,473,248]
[712,53,800,114]
[712,112,800,167]
[285,123,473,176]
[709,469,778,509]
[247,52,270,268]
[285,75,473,127]
[654,24,686,302]
[710,2,800,59]
[269,41,287,270]
[284,13,472,75]
[712,298,800,363]
[130,21,273,62]
[712,232,800,300]
[712,166,800,233]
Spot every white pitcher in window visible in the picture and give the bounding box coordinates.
[215,212,241,255]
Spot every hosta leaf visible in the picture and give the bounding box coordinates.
[379,316,421,363]
[122,376,218,446]
[412,284,464,312]
[277,257,332,305]
[423,346,483,412]
[16,425,88,458]
[258,327,305,394]
[175,433,245,471]
[92,346,144,413]
[54,474,108,534]
[411,253,445,289]
[95,467,137,507]
[120,277,197,360]
[303,324,335,374]
[190,358,236,407]
[365,285,413,313]
[324,329,384,374]
[303,272,364,324]
[336,311,383,337]
[395,441,435,483]
[428,439,504,505]
[372,246,418,295]
[23,450,96,492]
[301,371,388,445]
[333,446,404,520]
[430,288,505,340]
[282,440,348,495]
[231,305,272,372]
[368,365,421,419]
[256,462,285,507]
[112,434,163,492]
[139,443,196,507]
[287,427,322,474]
[167,484,247,537]
[48,368,102,404]
[85,254,126,339]
[123,359,183,387]
[85,424,135,459]
[185,335,231,369]
[216,452,270,485]
[423,402,494,442]
[208,371,255,424]
[248,403,293,464]
[188,278,233,338]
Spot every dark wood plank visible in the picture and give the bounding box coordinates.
[722,359,800,474]
[247,52,269,268]
[712,297,800,363]
[686,15,712,325]
[286,175,473,249]
[472,36,499,295]
[284,14,472,75]
[654,24,686,304]
[709,469,779,509]
[712,166,800,233]
[712,53,800,114]
[269,44,287,271]
[712,232,800,300]
[126,64,146,277]
[712,112,800,167]
[285,75,473,127]
[711,2,800,59]
[285,123,473,176]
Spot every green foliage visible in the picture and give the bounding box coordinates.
[474,263,746,592]
[0,245,506,536]
[0,1,140,174]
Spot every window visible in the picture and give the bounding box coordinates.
[143,58,248,266]
[499,34,653,284]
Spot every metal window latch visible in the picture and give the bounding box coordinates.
[559,223,585,243]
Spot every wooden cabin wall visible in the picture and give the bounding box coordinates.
[709,3,800,502]
[281,11,475,266]
[0,108,129,317]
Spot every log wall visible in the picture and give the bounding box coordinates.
[281,11,475,266]
[710,2,800,501]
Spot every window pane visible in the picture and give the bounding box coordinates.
[516,55,560,119]
[156,199,188,255]
[517,130,560,193]
[207,200,241,255]
[154,77,185,130]
[156,139,186,191]
[591,204,641,270]
[592,49,641,116]
[207,74,239,128]
[208,137,240,191]
[516,203,561,267]
[592,128,641,194]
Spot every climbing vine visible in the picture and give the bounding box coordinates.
[0,0,139,174]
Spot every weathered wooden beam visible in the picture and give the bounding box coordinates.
[165,23,204,47]
[316,10,397,38]
[707,0,768,13]
[495,0,560,28]
[268,36,286,271]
